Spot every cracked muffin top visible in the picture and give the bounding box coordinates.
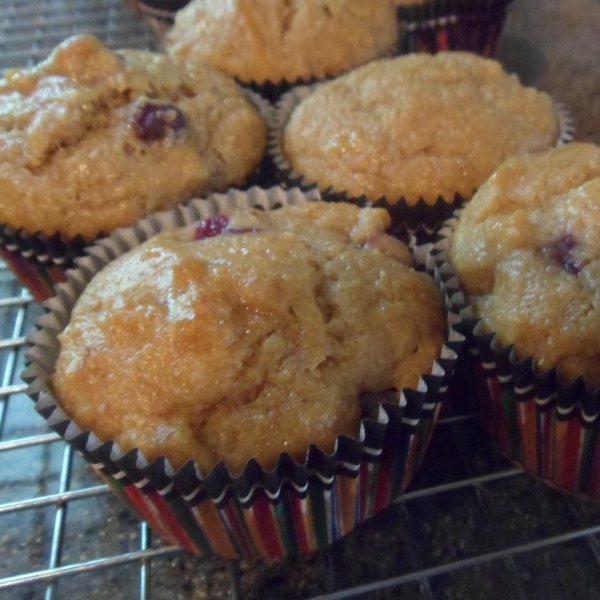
[163,0,399,85]
[51,202,445,474]
[282,52,559,205]
[0,34,267,241]
[451,143,600,387]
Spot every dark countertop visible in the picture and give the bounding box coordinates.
[498,0,600,145]
[1,1,600,599]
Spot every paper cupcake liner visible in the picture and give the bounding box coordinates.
[239,77,327,106]
[396,0,514,21]
[429,213,600,500]
[23,186,465,559]
[399,12,508,57]
[270,86,574,232]
[233,90,277,186]
[0,225,90,302]
[127,0,189,37]
[395,0,513,58]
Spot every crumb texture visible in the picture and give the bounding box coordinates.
[283,52,558,205]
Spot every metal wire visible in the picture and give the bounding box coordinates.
[1,2,600,599]
[1,279,600,598]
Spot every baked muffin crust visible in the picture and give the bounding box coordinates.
[0,34,267,240]
[164,0,399,84]
[283,52,559,205]
[451,143,600,386]
[52,202,445,474]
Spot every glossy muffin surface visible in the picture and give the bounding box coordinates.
[0,34,267,240]
[52,202,445,474]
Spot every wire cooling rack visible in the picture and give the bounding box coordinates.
[2,1,600,599]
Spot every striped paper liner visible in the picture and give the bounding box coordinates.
[269,85,574,232]
[0,228,87,302]
[396,0,515,57]
[470,329,600,499]
[0,90,272,303]
[395,0,514,22]
[23,185,464,559]
[430,214,600,501]
[399,12,508,57]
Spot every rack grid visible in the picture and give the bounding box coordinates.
[2,2,600,599]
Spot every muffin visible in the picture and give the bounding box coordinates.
[163,0,399,91]
[446,142,600,498]
[51,201,444,475]
[276,52,560,227]
[0,34,267,299]
[26,187,464,558]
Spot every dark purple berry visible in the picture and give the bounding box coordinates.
[132,102,186,142]
[542,234,582,274]
[193,215,230,240]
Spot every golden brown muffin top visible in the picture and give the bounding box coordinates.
[451,143,600,387]
[0,34,267,240]
[52,202,445,475]
[283,52,559,205]
[164,0,399,84]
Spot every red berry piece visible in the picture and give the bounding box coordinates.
[193,215,230,240]
[133,102,186,142]
[542,234,582,274]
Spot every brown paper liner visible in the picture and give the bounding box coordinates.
[429,212,600,501]
[23,186,465,558]
[270,84,575,231]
